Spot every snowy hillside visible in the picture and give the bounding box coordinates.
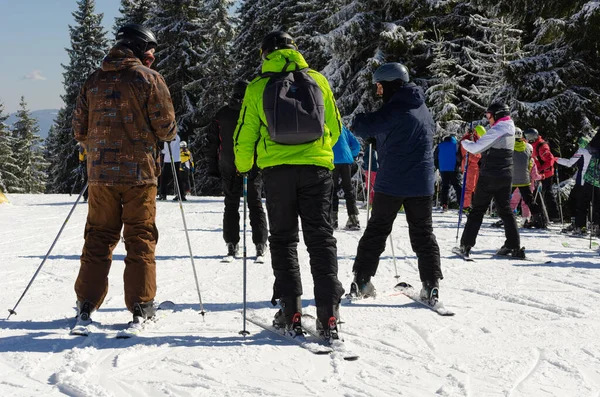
[1,194,600,396]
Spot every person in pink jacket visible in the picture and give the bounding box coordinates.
[460,125,486,211]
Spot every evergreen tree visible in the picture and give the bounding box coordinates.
[232,0,274,81]
[186,0,236,196]
[426,28,463,139]
[11,97,47,193]
[506,2,600,153]
[0,102,19,193]
[187,0,236,125]
[46,0,108,193]
[147,0,205,139]
[455,13,523,120]
[113,0,155,34]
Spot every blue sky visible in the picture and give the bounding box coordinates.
[0,0,121,113]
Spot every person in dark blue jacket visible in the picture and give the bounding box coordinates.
[433,135,461,211]
[348,63,443,302]
[332,125,362,229]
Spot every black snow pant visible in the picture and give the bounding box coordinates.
[440,171,462,206]
[570,184,588,227]
[579,182,600,227]
[352,192,443,282]
[159,161,184,198]
[221,171,268,246]
[332,163,359,215]
[461,175,520,249]
[516,185,543,218]
[540,177,560,220]
[262,165,345,312]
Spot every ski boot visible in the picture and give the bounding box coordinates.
[496,245,526,259]
[256,243,267,257]
[454,244,472,259]
[226,242,239,257]
[132,301,156,322]
[347,274,376,299]
[345,214,360,230]
[316,303,341,341]
[76,300,93,322]
[490,219,504,228]
[273,296,303,337]
[419,280,440,303]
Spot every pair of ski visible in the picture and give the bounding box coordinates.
[345,282,455,317]
[451,247,550,263]
[246,311,359,361]
[221,255,265,264]
[70,301,175,338]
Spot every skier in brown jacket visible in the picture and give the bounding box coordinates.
[71,24,177,327]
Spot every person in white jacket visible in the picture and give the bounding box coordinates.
[557,136,593,234]
[159,134,184,201]
[456,102,524,259]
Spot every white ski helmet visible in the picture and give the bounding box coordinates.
[180,141,188,148]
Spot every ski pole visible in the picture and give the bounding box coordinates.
[365,143,373,225]
[590,186,594,250]
[240,175,250,336]
[167,142,205,317]
[535,181,550,225]
[6,183,88,320]
[389,232,400,279]
[191,170,197,196]
[435,172,440,209]
[555,169,564,226]
[456,153,469,243]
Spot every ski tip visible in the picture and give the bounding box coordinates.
[394,282,412,290]
[157,300,175,310]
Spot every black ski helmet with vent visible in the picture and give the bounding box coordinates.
[260,31,297,58]
[524,128,540,142]
[116,23,158,59]
[372,63,410,84]
[485,102,510,119]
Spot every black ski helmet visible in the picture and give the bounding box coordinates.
[524,128,540,142]
[232,80,249,100]
[372,63,410,84]
[116,23,158,59]
[260,31,297,58]
[485,102,510,119]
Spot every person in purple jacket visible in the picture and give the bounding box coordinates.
[332,125,362,230]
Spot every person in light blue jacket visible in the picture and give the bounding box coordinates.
[332,125,362,229]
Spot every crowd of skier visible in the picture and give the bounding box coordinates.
[62,23,599,343]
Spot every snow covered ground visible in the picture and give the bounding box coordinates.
[1,193,600,397]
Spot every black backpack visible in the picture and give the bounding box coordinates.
[261,63,325,145]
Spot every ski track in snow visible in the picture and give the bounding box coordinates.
[1,195,600,396]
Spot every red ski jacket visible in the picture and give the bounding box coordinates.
[531,136,555,179]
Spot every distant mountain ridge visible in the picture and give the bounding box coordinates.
[5,109,59,141]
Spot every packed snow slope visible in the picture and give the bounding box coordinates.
[1,194,600,397]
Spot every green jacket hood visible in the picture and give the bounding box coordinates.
[261,49,309,73]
